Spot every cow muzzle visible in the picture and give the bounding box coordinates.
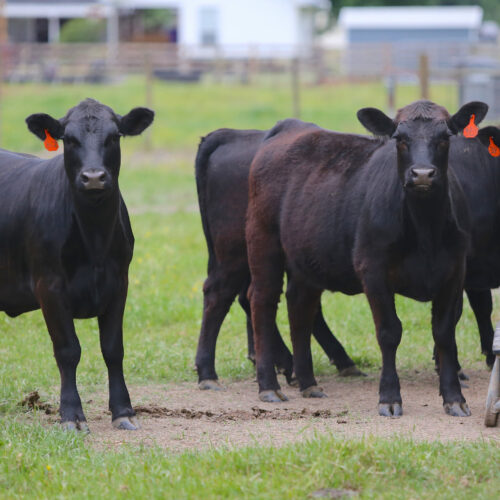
[80,169,107,190]
[409,167,436,191]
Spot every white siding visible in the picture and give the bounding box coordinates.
[178,0,301,47]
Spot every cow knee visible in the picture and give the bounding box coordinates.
[377,320,402,349]
[101,345,124,367]
[54,343,81,368]
[248,283,281,310]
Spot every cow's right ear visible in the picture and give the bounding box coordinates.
[357,108,396,137]
[477,126,500,157]
[26,113,64,141]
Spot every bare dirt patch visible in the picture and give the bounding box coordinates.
[23,369,499,452]
[81,369,500,451]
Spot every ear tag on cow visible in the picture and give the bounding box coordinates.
[44,129,59,151]
[488,136,500,158]
[463,114,478,138]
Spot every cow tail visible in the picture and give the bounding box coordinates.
[195,134,219,269]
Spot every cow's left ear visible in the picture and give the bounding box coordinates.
[119,107,154,136]
[25,113,64,141]
[357,107,396,137]
[448,101,489,134]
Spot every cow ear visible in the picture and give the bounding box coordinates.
[448,101,489,134]
[25,113,64,141]
[477,126,500,148]
[357,107,396,137]
[119,107,154,136]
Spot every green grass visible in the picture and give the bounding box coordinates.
[1,76,459,153]
[0,78,497,498]
[1,420,498,500]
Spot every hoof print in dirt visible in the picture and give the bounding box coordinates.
[61,420,90,433]
[259,389,289,402]
[444,402,471,417]
[198,379,225,391]
[301,386,327,398]
[112,416,140,430]
[378,403,403,417]
[338,365,367,377]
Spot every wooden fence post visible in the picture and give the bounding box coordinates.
[419,53,429,100]
[0,0,7,147]
[145,52,153,151]
[291,57,300,119]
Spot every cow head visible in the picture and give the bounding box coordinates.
[357,100,488,195]
[26,99,154,200]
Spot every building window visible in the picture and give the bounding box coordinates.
[199,7,218,46]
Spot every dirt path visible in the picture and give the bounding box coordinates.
[40,369,495,452]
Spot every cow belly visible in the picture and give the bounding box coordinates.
[0,273,38,316]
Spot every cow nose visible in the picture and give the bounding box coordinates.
[411,167,435,186]
[81,170,106,190]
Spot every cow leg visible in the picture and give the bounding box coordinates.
[98,285,137,430]
[286,280,325,398]
[466,289,495,368]
[195,268,240,390]
[247,228,287,403]
[433,284,470,417]
[239,289,295,385]
[35,277,87,431]
[434,294,468,383]
[312,304,365,376]
[238,288,256,365]
[362,272,403,417]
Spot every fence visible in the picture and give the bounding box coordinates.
[0,41,498,83]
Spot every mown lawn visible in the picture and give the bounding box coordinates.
[0,78,498,499]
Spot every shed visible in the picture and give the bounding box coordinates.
[337,6,484,76]
[338,6,483,45]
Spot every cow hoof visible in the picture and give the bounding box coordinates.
[287,374,299,388]
[485,355,495,370]
[198,379,225,391]
[259,390,289,402]
[338,365,367,377]
[301,385,327,398]
[112,416,140,430]
[378,403,403,417]
[457,370,469,381]
[61,420,89,433]
[444,402,471,417]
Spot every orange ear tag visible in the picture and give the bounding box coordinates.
[44,129,59,151]
[488,136,500,157]
[463,114,478,138]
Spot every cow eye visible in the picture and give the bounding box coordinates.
[437,136,450,149]
[64,136,80,147]
[395,136,409,149]
[105,133,121,146]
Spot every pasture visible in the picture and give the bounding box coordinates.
[0,78,499,498]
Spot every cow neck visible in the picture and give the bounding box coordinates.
[72,190,120,266]
[404,183,451,254]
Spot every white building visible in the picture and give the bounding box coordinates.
[3,0,329,56]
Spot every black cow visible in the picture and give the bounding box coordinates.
[194,129,362,391]
[449,125,500,369]
[0,98,154,431]
[246,100,487,417]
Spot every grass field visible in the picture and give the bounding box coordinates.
[0,78,499,499]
